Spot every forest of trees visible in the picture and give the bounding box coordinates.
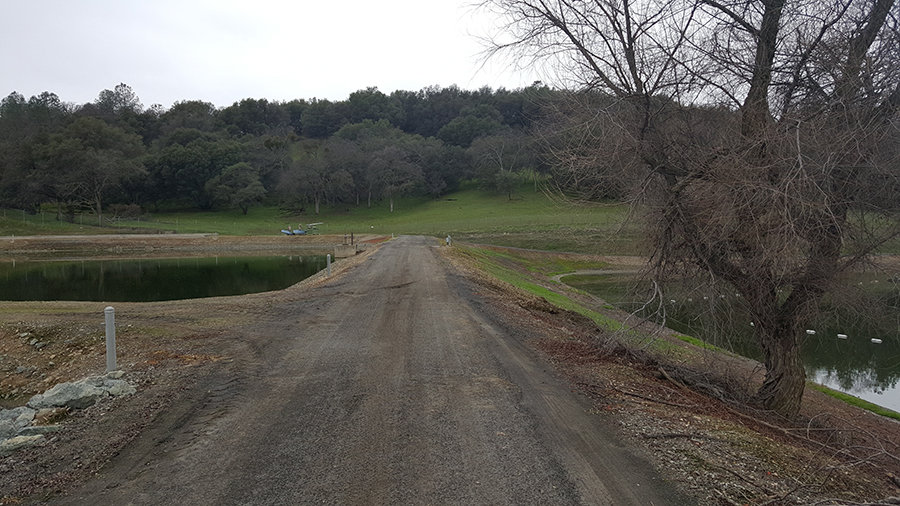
[0,83,555,219]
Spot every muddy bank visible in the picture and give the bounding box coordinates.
[0,234,386,260]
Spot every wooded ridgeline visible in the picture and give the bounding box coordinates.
[0,83,565,219]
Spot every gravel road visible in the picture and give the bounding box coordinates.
[56,236,686,505]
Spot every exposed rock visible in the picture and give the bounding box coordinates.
[0,435,44,454]
[0,420,15,439]
[27,375,136,410]
[0,407,36,439]
[0,375,134,456]
[0,406,36,423]
[15,408,36,426]
[105,379,136,397]
[27,380,104,409]
[17,425,62,436]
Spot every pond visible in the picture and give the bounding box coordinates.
[562,272,900,413]
[0,255,327,302]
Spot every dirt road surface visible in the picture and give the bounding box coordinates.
[53,236,684,505]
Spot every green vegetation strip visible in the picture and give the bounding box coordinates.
[459,245,623,332]
[808,384,900,421]
[464,245,704,358]
[674,333,717,350]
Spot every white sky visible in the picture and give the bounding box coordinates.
[1,0,540,109]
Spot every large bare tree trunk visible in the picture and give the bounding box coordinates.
[757,327,805,416]
[740,0,785,136]
[753,293,807,416]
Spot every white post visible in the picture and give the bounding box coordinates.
[104,306,117,372]
[327,254,332,276]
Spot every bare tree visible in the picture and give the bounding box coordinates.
[532,91,644,200]
[481,0,900,417]
[368,146,424,213]
[468,131,536,198]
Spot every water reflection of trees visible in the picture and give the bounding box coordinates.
[802,336,900,393]
[0,256,326,302]
[812,365,900,396]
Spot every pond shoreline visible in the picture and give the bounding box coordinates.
[0,233,385,260]
[559,266,900,414]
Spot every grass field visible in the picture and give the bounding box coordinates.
[3,183,897,256]
[0,209,113,236]
[0,184,645,255]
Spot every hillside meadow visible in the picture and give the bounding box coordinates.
[0,183,645,256]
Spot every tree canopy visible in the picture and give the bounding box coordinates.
[0,83,551,218]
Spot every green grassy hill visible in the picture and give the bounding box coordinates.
[0,184,643,255]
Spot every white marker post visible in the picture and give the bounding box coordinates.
[104,306,117,372]
[327,254,332,277]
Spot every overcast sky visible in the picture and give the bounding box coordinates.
[2,0,539,109]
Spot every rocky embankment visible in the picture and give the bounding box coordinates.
[0,372,135,455]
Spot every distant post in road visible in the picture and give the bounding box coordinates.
[104,306,117,372]
[327,254,332,276]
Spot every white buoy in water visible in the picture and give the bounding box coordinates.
[750,322,755,327]
[806,329,816,335]
[837,333,848,339]
[670,299,676,304]
[871,338,883,344]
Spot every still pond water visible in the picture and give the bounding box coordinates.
[563,273,900,413]
[0,255,326,302]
